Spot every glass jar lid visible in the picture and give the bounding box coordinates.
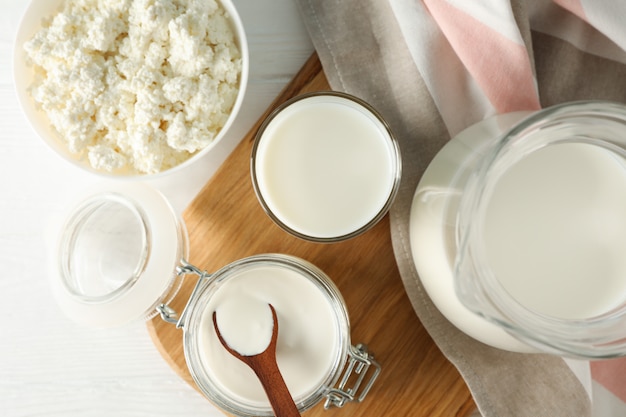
[52,182,187,327]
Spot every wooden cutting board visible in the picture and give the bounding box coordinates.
[147,53,475,416]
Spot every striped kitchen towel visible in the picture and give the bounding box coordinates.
[394,0,626,136]
[298,0,626,415]
[392,1,626,414]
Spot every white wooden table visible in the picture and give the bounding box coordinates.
[0,0,313,415]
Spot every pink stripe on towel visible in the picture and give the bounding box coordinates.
[553,0,588,21]
[591,358,626,402]
[422,0,541,113]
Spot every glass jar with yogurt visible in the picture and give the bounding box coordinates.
[172,254,379,415]
[52,182,380,415]
[410,100,626,358]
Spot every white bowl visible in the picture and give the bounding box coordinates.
[13,0,249,179]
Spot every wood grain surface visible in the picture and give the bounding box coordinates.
[147,53,475,417]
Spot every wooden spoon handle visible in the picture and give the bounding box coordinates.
[251,357,301,417]
[212,306,301,417]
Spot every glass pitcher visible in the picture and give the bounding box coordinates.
[414,100,626,358]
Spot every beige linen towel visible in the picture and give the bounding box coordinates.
[297,0,626,416]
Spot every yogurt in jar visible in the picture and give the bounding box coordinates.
[252,92,401,241]
[197,260,342,408]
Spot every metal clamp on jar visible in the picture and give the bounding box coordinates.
[51,181,380,416]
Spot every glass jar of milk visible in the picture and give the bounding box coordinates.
[52,183,380,415]
[411,101,626,358]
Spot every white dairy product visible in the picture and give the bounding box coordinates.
[409,112,536,353]
[254,95,397,239]
[482,142,626,319]
[214,299,274,357]
[24,0,241,174]
[198,263,339,407]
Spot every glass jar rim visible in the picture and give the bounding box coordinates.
[59,192,149,303]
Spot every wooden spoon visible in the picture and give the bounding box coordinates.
[212,304,301,417]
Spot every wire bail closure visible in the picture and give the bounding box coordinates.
[324,343,381,408]
[156,260,209,327]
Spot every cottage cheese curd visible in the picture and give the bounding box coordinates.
[24,0,242,174]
